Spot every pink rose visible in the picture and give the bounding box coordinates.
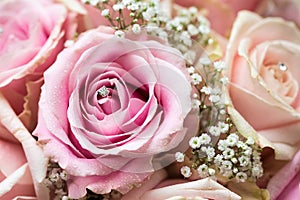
[226,11,300,160]
[34,26,199,198]
[174,0,266,36]
[0,91,48,200]
[266,150,300,199]
[259,0,300,27]
[0,0,76,87]
[122,169,241,200]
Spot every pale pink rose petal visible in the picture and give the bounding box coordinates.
[0,0,68,87]
[0,141,31,184]
[141,178,241,200]
[122,169,168,200]
[0,164,35,200]
[68,171,151,199]
[0,93,49,199]
[267,150,300,199]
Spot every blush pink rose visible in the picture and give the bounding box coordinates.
[174,0,266,36]
[259,0,300,27]
[122,169,241,200]
[267,150,300,200]
[0,91,49,200]
[0,0,77,87]
[226,11,300,160]
[34,26,199,198]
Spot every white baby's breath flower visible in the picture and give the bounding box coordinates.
[238,155,250,167]
[132,24,141,34]
[236,172,247,182]
[199,133,211,145]
[209,95,220,103]
[226,133,239,146]
[184,50,196,65]
[181,166,192,178]
[189,136,201,149]
[187,24,199,36]
[188,6,198,15]
[89,0,100,6]
[213,60,226,71]
[180,31,192,46]
[209,126,221,137]
[233,167,239,174]
[222,160,233,170]
[243,147,252,156]
[187,66,195,74]
[252,164,263,178]
[201,146,215,160]
[214,154,223,165]
[197,164,208,177]
[60,170,68,181]
[175,152,185,162]
[246,137,255,145]
[231,157,238,164]
[199,57,211,66]
[191,73,202,85]
[220,77,229,85]
[192,99,201,109]
[199,24,210,34]
[142,7,156,21]
[208,168,215,176]
[218,122,229,133]
[218,139,228,151]
[200,86,212,95]
[115,30,125,38]
[158,30,168,41]
[101,9,110,16]
[219,109,226,115]
[223,148,235,159]
[113,3,125,11]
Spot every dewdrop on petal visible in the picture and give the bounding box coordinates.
[181,166,192,178]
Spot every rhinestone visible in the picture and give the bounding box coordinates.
[97,86,109,97]
[278,62,287,71]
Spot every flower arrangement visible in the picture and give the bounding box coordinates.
[1,0,300,200]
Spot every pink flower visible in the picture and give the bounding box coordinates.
[0,91,49,200]
[174,0,266,36]
[260,0,300,27]
[226,11,300,160]
[267,150,300,199]
[0,0,76,87]
[34,26,199,198]
[122,169,241,200]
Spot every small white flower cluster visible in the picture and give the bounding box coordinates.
[43,162,69,200]
[177,134,263,182]
[214,134,263,182]
[82,0,162,32]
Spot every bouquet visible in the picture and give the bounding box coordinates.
[1,0,300,199]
